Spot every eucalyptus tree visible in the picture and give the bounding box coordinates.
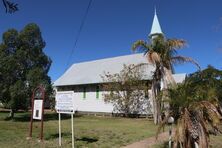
[0,23,52,118]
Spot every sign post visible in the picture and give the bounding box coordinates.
[28,85,45,141]
[59,113,61,146]
[71,113,74,148]
[55,91,75,148]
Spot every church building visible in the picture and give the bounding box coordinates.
[53,10,186,115]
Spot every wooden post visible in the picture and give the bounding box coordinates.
[28,92,35,138]
[59,113,61,146]
[39,86,45,141]
[169,123,172,148]
[71,114,74,148]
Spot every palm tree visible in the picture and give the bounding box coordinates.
[2,0,18,13]
[132,34,200,124]
[157,76,222,148]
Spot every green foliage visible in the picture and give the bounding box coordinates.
[0,23,52,115]
[101,64,149,116]
[158,66,222,147]
[169,65,222,110]
[168,66,222,119]
[186,65,222,103]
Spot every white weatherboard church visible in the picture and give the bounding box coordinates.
[54,10,186,115]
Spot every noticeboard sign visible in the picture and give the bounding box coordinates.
[28,85,45,141]
[55,91,75,114]
[33,100,43,120]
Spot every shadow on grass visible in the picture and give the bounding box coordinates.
[76,137,98,143]
[46,133,98,144]
[1,111,82,122]
[45,132,71,140]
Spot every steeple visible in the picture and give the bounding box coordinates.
[149,7,163,37]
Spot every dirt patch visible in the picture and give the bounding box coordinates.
[122,131,173,148]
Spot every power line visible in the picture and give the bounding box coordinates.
[65,0,93,70]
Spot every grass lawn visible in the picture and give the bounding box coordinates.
[0,111,158,148]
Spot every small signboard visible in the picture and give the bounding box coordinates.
[55,91,75,114]
[28,85,45,141]
[33,100,43,120]
[55,91,75,148]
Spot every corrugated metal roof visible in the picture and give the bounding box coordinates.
[54,53,186,86]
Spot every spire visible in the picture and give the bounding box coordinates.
[154,6,157,16]
[149,7,163,37]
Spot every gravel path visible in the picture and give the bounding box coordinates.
[122,130,173,148]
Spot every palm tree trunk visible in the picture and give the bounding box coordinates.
[152,66,176,124]
[151,80,162,124]
[161,67,176,118]
[163,67,176,87]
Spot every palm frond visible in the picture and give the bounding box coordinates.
[167,39,187,50]
[171,56,201,70]
[196,115,209,148]
[147,52,161,65]
[194,101,222,134]
[173,118,185,148]
[131,40,149,52]
[2,0,18,13]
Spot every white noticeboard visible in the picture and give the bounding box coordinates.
[33,100,43,120]
[55,91,75,114]
[56,91,75,148]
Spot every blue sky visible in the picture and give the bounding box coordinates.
[1,0,222,81]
